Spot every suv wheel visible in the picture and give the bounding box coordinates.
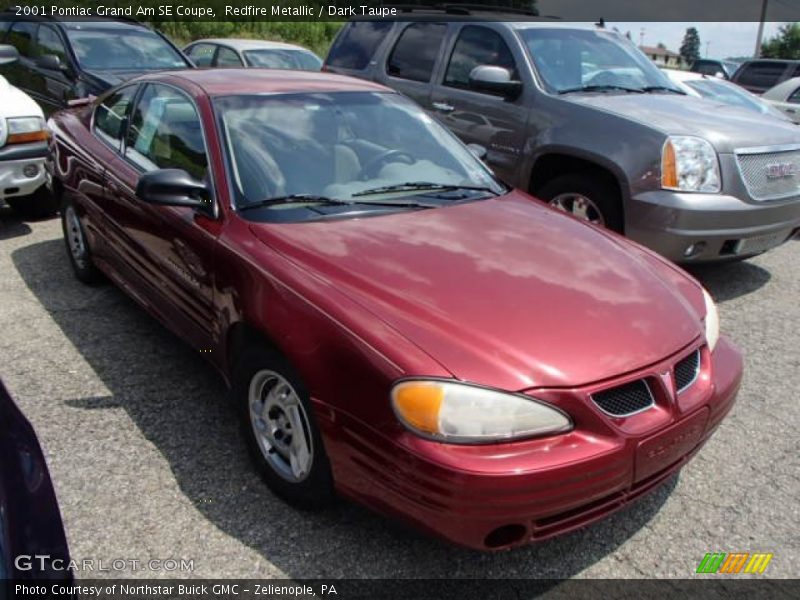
[537,174,623,232]
[233,345,334,509]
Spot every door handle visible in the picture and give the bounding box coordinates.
[432,102,455,113]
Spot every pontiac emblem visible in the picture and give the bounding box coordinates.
[765,162,797,179]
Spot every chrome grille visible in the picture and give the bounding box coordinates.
[674,349,700,393]
[735,147,800,201]
[591,380,654,417]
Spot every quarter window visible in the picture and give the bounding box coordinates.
[387,23,447,83]
[94,85,137,150]
[444,26,518,90]
[215,47,242,67]
[186,43,216,67]
[125,84,208,180]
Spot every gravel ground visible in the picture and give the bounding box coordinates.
[0,208,798,580]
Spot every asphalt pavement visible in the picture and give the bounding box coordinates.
[0,208,797,579]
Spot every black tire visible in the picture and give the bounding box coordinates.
[60,196,102,284]
[6,186,59,220]
[233,345,334,509]
[536,173,623,233]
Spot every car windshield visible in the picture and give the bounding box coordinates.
[518,27,679,94]
[244,49,322,71]
[686,79,770,113]
[64,24,188,70]
[215,92,503,220]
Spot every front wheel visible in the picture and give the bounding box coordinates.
[233,346,334,509]
[61,196,102,284]
[536,174,623,232]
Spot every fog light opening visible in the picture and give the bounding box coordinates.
[683,241,706,258]
[22,164,39,178]
[484,524,527,549]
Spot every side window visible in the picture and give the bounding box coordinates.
[386,23,446,83]
[736,62,787,88]
[186,43,216,67]
[788,87,800,105]
[444,26,518,90]
[125,84,207,180]
[36,25,68,64]
[326,21,393,70]
[7,21,37,58]
[215,47,242,67]
[0,20,11,38]
[94,85,138,150]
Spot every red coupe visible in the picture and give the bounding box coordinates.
[47,69,742,550]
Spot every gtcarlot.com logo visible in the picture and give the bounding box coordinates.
[14,555,195,573]
[696,552,773,574]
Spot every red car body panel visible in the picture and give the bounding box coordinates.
[46,69,742,551]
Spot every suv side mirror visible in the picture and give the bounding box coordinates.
[0,44,19,66]
[469,66,522,99]
[136,169,213,213]
[36,54,68,72]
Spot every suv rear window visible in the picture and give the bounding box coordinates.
[327,21,392,70]
[386,23,447,83]
[736,61,788,88]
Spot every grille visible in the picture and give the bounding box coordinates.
[591,380,654,417]
[735,148,800,201]
[674,349,700,393]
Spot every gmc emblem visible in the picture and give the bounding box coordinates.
[765,162,797,179]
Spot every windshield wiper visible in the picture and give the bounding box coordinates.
[352,181,500,198]
[239,194,354,211]
[558,84,645,95]
[640,85,686,95]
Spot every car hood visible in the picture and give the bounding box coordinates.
[249,192,703,391]
[565,93,800,152]
[0,76,44,119]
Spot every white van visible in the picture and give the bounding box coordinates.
[0,44,54,218]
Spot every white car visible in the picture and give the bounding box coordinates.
[183,39,322,71]
[0,45,54,218]
[761,77,800,124]
[663,68,791,122]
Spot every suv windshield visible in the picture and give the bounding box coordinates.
[215,92,503,219]
[518,27,678,94]
[244,49,321,71]
[64,24,188,70]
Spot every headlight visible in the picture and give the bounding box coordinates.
[661,136,720,193]
[391,380,572,444]
[5,117,48,145]
[702,288,719,352]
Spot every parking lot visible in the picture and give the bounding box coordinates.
[0,208,798,579]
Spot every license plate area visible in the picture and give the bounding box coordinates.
[735,229,791,255]
[635,408,708,482]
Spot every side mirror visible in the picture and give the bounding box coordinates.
[469,66,522,99]
[36,54,68,72]
[467,143,488,161]
[136,169,212,212]
[0,44,19,66]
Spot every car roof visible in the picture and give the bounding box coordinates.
[763,76,800,100]
[187,38,314,53]
[152,68,390,97]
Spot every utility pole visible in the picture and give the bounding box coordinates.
[639,27,645,47]
[754,0,769,57]
[706,41,711,57]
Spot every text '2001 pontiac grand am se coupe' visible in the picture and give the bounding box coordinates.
[47,69,743,550]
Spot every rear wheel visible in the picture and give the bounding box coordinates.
[6,186,59,220]
[61,196,102,284]
[233,345,334,509]
[536,173,623,232]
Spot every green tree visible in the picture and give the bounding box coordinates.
[761,23,800,59]
[679,27,701,64]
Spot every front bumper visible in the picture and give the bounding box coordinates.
[324,336,742,550]
[626,190,800,263]
[0,142,48,202]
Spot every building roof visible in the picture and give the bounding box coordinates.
[640,45,681,58]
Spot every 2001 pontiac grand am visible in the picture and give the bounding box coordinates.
[47,69,742,550]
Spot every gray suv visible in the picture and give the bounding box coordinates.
[325,20,800,263]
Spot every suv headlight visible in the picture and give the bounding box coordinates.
[662,136,721,193]
[702,288,719,352]
[4,117,48,145]
[391,380,572,444]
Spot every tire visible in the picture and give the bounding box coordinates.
[536,173,623,233]
[233,345,334,509]
[6,186,59,220]
[60,196,102,284]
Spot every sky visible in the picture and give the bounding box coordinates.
[610,22,787,59]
